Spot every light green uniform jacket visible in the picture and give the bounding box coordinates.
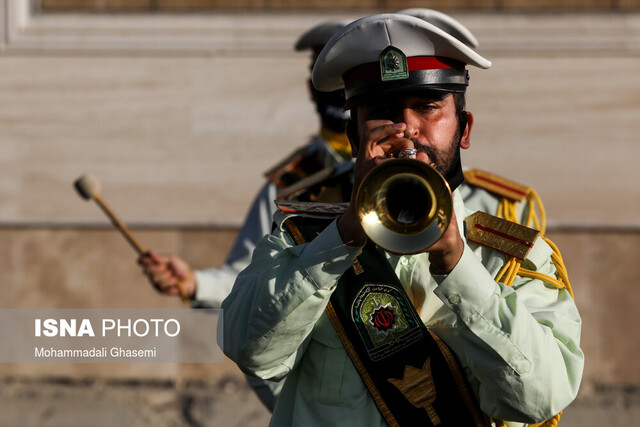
[220,189,584,426]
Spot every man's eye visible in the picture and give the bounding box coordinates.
[369,106,392,118]
[415,103,437,113]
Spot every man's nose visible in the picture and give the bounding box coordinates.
[401,108,420,139]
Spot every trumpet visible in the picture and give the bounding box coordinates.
[355,158,453,254]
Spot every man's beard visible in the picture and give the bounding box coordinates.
[411,140,455,175]
[411,136,464,191]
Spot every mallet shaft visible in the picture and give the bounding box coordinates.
[92,193,146,255]
[74,174,189,303]
[93,194,188,302]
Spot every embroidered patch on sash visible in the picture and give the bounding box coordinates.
[388,358,440,425]
[371,306,396,332]
[352,284,423,361]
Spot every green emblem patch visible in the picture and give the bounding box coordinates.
[379,46,408,81]
[352,284,422,361]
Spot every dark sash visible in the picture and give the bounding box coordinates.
[284,216,488,427]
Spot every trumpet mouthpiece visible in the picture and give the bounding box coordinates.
[74,174,101,200]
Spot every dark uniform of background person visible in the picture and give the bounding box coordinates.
[220,13,583,427]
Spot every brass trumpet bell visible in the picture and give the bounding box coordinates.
[355,159,453,254]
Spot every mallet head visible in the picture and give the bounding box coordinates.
[74,174,101,200]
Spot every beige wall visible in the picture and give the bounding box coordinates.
[1,10,639,228]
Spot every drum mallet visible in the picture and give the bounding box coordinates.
[73,174,189,302]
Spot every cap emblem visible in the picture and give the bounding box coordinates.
[379,46,408,81]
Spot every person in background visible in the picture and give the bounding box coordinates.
[138,20,350,412]
[139,20,351,308]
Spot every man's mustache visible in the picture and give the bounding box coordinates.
[411,139,441,172]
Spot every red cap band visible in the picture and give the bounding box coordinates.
[344,56,464,85]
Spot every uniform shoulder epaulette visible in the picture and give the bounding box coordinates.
[264,143,325,190]
[277,161,354,201]
[276,200,349,216]
[276,166,337,199]
[463,169,531,202]
[465,211,539,260]
[264,146,307,179]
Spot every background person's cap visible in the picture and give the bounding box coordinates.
[295,20,350,54]
[397,8,479,49]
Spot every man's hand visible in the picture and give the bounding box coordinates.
[138,251,196,299]
[339,118,464,273]
[425,209,464,275]
[338,121,413,246]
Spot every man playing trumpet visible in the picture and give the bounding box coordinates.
[221,13,583,427]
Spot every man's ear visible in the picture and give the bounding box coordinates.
[346,120,359,157]
[460,111,473,150]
